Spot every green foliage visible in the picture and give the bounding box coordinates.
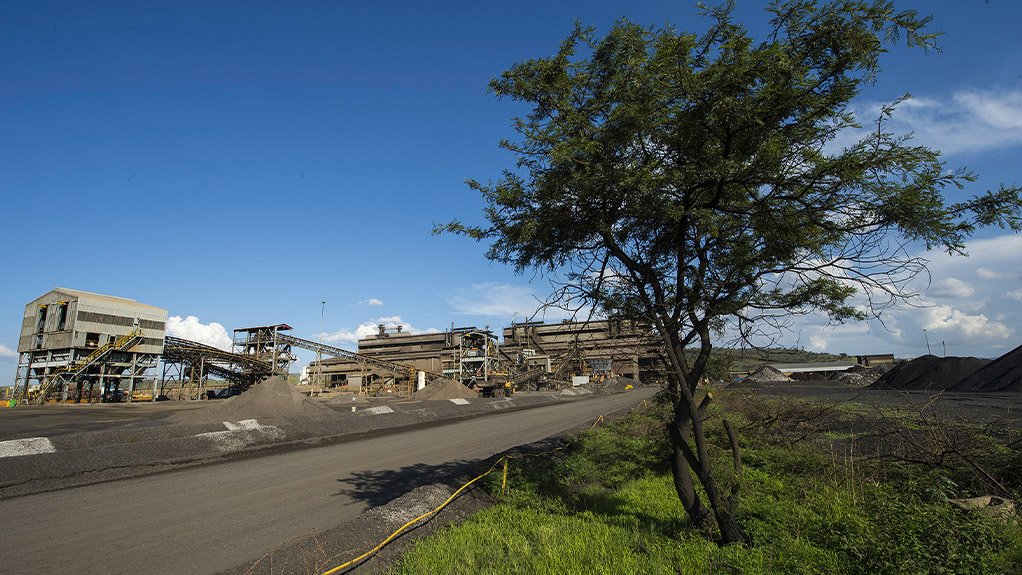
[557,411,671,489]
[390,405,1022,575]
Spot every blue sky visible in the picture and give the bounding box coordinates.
[2,0,1021,380]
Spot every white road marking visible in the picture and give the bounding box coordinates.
[196,420,284,452]
[0,437,56,458]
[362,406,395,415]
[223,419,262,431]
[448,398,470,405]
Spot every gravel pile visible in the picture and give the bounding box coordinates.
[829,364,890,386]
[601,376,636,392]
[952,344,1022,392]
[861,365,889,385]
[835,372,866,386]
[560,387,594,396]
[169,376,337,424]
[412,378,478,400]
[742,365,790,383]
[869,355,989,391]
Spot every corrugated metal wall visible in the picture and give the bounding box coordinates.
[18,289,168,355]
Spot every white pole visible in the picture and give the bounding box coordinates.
[318,300,326,395]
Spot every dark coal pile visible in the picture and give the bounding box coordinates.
[169,376,337,424]
[412,378,478,400]
[869,355,989,391]
[952,343,1022,392]
[742,365,790,383]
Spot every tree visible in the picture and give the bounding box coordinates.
[437,0,1022,544]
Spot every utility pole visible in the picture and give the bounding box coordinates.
[923,329,932,355]
[942,340,947,357]
[317,300,326,396]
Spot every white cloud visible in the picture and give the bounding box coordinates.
[360,298,384,306]
[956,90,1022,129]
[919,304,1011,340]
[0,343,17,362]
[319,315,439,348]
[797,321,875,353]
[764,234,1022,358]
[840,89,1022,155]
[166,315,233,351]
[805,330,830,352]
[927,277,975,298]
[448,282,566,320]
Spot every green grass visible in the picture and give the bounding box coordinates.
[389,400,1022,575]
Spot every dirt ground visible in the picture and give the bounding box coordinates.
[731,380,1022,424]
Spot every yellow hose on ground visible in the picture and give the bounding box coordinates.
[319,414,608,575]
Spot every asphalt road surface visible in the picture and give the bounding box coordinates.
[0,388,655,574]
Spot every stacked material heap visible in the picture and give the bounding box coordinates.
[951,344,1022,392]
[870,355,988,391]
[412,378,479,400]
[171,376,336,424]
[742,365,790,383]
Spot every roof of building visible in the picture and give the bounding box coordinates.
[768,362,858,373]
[51,287,165,311]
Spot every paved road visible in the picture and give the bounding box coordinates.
[0,389,655,574]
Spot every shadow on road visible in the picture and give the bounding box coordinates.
[334,437,571,507]
[334,459,483,506]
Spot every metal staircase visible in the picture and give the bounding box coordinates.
[34,328,144,403]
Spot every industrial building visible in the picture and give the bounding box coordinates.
[307,318,662,394]
[15,288,167,402]
[501,319,659,381]
[305,325,475,393]
[11,288,660,404]
[856,354,896,366]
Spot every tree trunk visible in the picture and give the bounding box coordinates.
[665,364,749,545]
[668,416,709,528]
[687,394,749,545]
[653,319,747,544]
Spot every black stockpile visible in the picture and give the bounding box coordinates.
[170,376,337,424]
[869,355,989,391]
[951,343,1022,392]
